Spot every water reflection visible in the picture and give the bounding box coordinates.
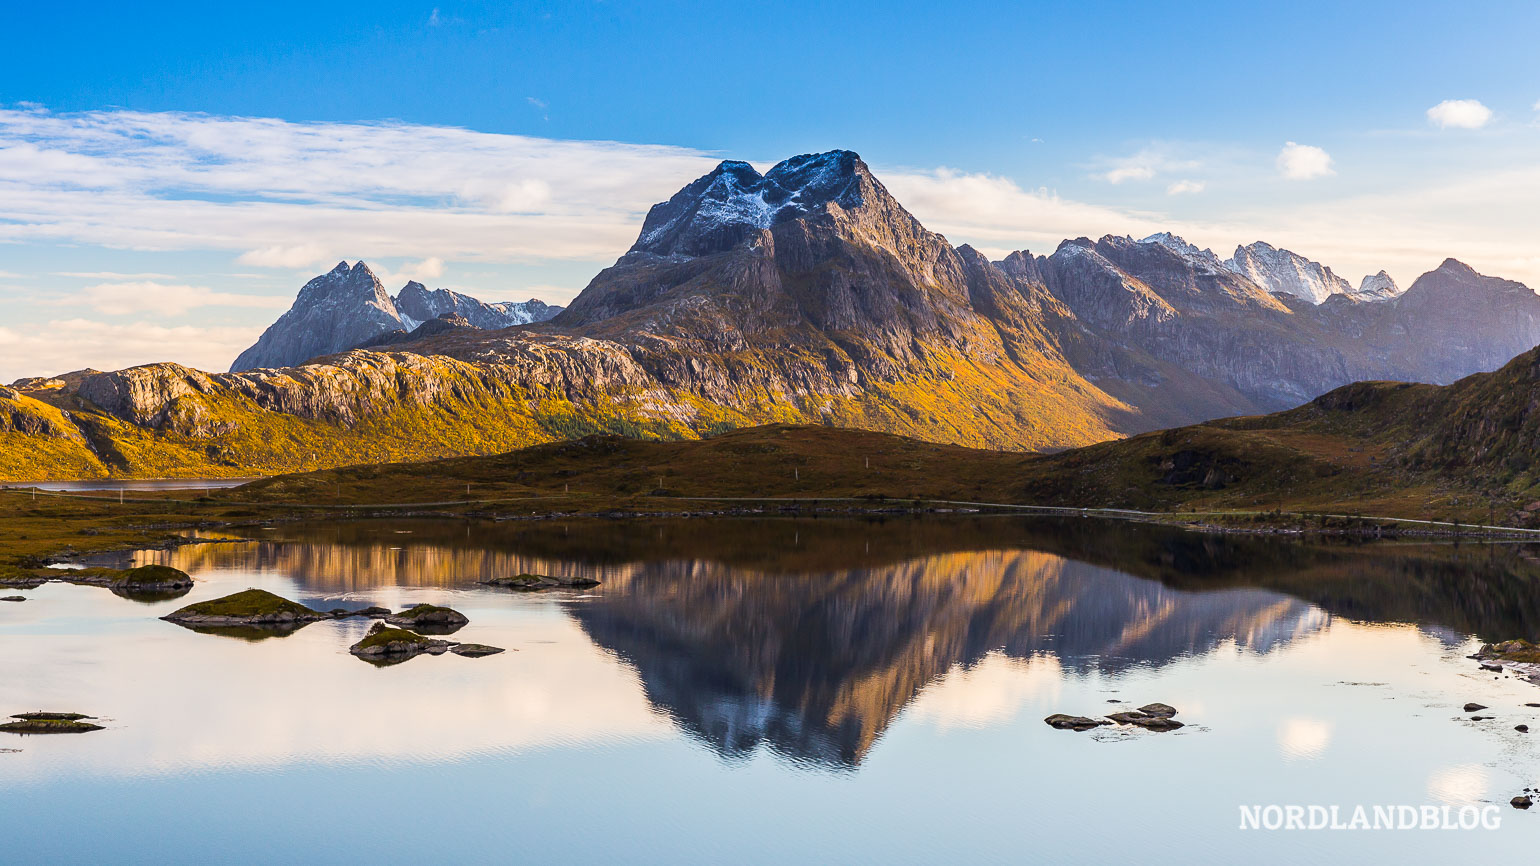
[126,515,1540,769]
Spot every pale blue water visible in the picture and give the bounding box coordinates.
[4,517,1539,862]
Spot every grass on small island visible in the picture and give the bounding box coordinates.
[392,604,456,618]
[353,622,430,652]
[169,588,318,619]
[1,713,104,734]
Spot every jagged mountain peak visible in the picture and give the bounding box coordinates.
[1224,241,1351,304]
[1354,270,1401,300]
[629,149,874,258]
[231,263,563,371]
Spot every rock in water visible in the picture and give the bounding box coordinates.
[1,712,103,734]
[383,604,470,634]
[162,588,327,627]
[481,574,601,591]
[348,621,450,661]
[1512,796,1533,810]
[0,596,24,602]
[1138,703,1177,718]
[1044,714,1110,731]
[1464,703,1488,712]
[450,643,506,657]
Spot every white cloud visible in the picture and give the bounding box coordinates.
[1276,142,1334,180]
[0,319,268,379]
[1426,99,1492,129]
[0,107,719,266]
[1095,146,1201,184]
[1166,179,1205,195]
[70,281,289,316]
[1104,164,1155,184]
[236,244,334,269]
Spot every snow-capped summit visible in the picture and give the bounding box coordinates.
[1224,241,1352,304]
[630,150,871,258]
[1137,232,1227,272]
[1353,270,1401,301]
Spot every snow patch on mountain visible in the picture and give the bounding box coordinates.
[1224,241,1352,304]
[631,150,869,257]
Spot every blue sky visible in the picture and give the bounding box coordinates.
[3,0,1540,377]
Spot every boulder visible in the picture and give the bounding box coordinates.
[1513,796,1533,810]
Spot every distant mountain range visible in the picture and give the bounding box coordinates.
[6,148,1540,478]
[229,265,561,371]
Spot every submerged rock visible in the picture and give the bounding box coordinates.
[449,643,506,657]
[1,712,103,734]
[0,596,24,602]
[481,573,600,591]
[1044,714,1110,731]
[163,588,327,628]
[384,604,469,634]
[348,621,450,661]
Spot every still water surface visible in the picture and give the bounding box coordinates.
[5,516,1540,862]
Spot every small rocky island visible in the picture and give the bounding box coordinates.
[384,603,469,634]
[481,573,600,590]
[1,712,104,734]
[65,564,194,598]
[162,588,329,629]
[349,621,451,661]
[1046,703,1187,732]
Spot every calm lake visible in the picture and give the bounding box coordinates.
[5,515,1540,862]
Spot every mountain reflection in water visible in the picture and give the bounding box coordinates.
[140,516,1540,768]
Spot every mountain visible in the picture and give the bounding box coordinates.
[1224,241,1352,303]
[394,282,561,331]
[230,262,402,372]
[1355,270,1401,300]
[229,266,562,371]
[7,148,1540,479]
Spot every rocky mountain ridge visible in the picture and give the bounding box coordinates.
[5,148,1540,479]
